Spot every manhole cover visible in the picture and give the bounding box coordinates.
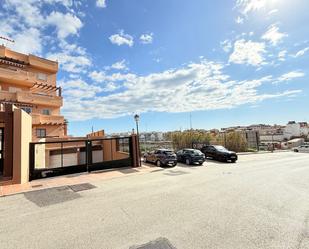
[68,183,96,192]
[24,186,80,207]
[130,238,177,249]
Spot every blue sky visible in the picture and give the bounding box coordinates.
[1,0,309,136]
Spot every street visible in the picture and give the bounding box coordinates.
[1,152,309,249]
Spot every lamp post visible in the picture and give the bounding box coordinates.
[134,114,141,166]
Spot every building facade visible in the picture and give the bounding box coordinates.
[0,45,66,141]
[284,121,309,140]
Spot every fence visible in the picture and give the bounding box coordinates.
[29,136,135,180]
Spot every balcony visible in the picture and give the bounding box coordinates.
[29,55,58,73]
[0,67,36,86]
[0,90,62,107]
[17,92,62,107]
[0,91,16,102]
[32,114,65,125]
[0,67,56,86]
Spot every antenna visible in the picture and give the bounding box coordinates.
[0,36,15,46]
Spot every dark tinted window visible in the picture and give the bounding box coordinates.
[163,150,174,155]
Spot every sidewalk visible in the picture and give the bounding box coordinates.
[238,150,290,155]
[0,164,158,197]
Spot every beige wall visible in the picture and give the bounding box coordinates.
[12,108,32,184]
[32,124,65,141]
[102,139,130,161]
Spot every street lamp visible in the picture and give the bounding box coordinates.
[134,114,141,166]
[134,114,140,136]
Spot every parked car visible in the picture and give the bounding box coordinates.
[201,145,238,163]
[144,149,177,167]
[176,149,206,165]
[293,144,309,153]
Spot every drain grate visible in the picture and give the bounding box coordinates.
[24,186,80,207]
[68,183,96,192]
[130,238,177,249]
[31,184,43,188]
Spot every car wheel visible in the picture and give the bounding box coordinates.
[173,162,177,167]
[199,162,203,165]
[231,159,236,163]
[185,158,191,165]
[156,160,161,167]
[294,149,299,152]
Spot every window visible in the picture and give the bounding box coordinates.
[21,107,32,114]
[37,73,47,81]
[9,87,21,93]
[36,129,46,138]
[42,109,51,115]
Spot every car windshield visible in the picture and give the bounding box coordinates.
[163,150,174,155]
[190,150,203,155]
[214,146,229,152]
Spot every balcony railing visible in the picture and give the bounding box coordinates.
[32,114,64,125]
[0,67,57,86]
[0,91,16,101]
[29,55,58,73]
[0,67,36,85]
[0,90,62,107]
[17,91,62,107]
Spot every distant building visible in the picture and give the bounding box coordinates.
[287,138,305,149]
[284,121,309,140]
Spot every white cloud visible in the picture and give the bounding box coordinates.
[221,40,232,53]
[3,0,44,27]
[109,30,134,47]
[59,79,103,99]
[236,0,266,15]
[61,59,301,121]
[277,71,305,82]
[140,33,153,44]
[46,11,83,39]
[110,60,128,70]
[236,16,244,24]
[96,0,106,8]
[262,24,287,46]
[47,52,91,73]
[229,39,266,66]
[294,47,309,57]
[268,9,278,15]
[10,28,42,54]
[89,71,136,83]
[1,0,84,57]
[278,50,287,61]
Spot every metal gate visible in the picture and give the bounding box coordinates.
[0,128,4,175]
[29,137,134,180]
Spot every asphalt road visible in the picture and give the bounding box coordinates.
[1,152,309,249]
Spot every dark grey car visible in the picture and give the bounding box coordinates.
[201,145,238,163]
[176,149,206,165]
[144,149,177,167]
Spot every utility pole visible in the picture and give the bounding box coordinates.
[189,113,193,148]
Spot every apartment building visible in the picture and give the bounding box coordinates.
[0,45,66,141]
